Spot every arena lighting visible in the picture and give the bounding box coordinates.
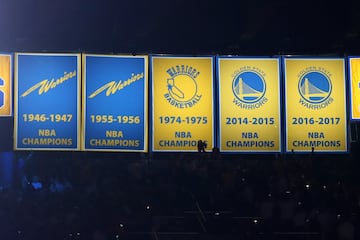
[31,181,42,190]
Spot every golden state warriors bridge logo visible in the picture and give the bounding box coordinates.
[164,65,202,108]
[298,68,333,110]
[232,68,268,109]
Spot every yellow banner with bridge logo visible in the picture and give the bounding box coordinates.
[284,58,347,152]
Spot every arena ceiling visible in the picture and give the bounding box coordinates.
[0,0,360,55]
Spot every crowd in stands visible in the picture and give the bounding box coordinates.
[1,150,360,240]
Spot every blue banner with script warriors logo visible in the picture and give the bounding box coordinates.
[15,53,81,150]
[83,55,148,152]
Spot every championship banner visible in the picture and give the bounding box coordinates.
[83,54,148,152]
[218,57,281,152]
[0,54,12,116]
[152,56,214,151]
[15,53,81,150]
[284,58,347,152]
[349,57,360,120]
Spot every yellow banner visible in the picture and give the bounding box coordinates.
[152,56,214,151]
[218,58,281,152]
[284,58,347,152]
[349,58,360,120]
[0,54,12,116]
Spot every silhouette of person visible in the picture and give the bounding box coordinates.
[197,140,207,152]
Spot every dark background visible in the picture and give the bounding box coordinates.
[2,3,360,239]
[1,0,360,55]
[1,0,360,151]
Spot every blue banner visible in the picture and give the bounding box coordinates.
[15,53,81,150]
[83,54,148,152]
